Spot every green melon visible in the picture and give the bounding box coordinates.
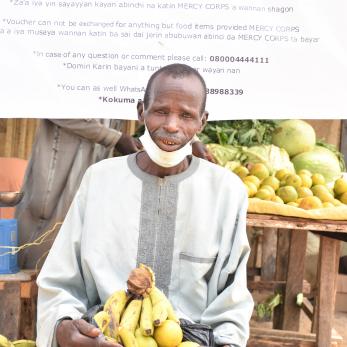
[271,120,316,157]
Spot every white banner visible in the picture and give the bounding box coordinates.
[0,0,347,119]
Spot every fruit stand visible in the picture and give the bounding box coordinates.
[204,120,347,346]
[0,270,37,341]
[246,213,347,347]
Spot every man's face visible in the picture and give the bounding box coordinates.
[141,73,207,152]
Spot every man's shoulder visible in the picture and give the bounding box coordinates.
[196,157,247,194]
[197,157,243,182]
[89,155,131,174]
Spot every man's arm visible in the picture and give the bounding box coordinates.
[49,119,141,154]
[36,168,114,347]
[191,135,215,163]
[200,187,253,347]
[56,319,120,347]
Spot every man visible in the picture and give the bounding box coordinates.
[16,118,211,269]
[36,64,253,347]
[16,119,142,269]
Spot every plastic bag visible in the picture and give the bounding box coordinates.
[179,319,215,347]
[82,307,215,346]
[248,198,347,220]
[81,304,104,325]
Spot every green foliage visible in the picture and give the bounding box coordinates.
[255,293,282,321]
[206,143,294,174]
[199,120,279,146]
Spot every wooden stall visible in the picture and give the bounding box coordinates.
[0,118,345,345]
[0,119,39,159]
[247,214,347,347]
[341,120,347,164]
[0,270,38,340]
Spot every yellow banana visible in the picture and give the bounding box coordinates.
[104,336,119,344]
[150,287,171,326]
[149,286,179,324]
[134,328,141,338]
[166,300,180,324]
[12,341,36,347]
[104,289,128,315]
[107,300,126,338]
[104,289,129,338]
[135,328,158,347]
[0,335,14,347]
[93,310,110,334]
[118,327,139,347]
[149,287,166,306]
[140,296,154,336]
[152,300,168,327]
[120,299,142,333]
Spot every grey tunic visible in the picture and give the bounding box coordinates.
[15,119,123,269]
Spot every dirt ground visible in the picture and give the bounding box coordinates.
[333,312,347,347]
[301,310,347,346]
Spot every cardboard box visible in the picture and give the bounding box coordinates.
[335,274,347,312]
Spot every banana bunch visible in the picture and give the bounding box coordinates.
[93,265,181,347]
[0,335,36,347]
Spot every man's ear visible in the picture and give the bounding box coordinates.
[137,100,144,123]
[198,111,209,133]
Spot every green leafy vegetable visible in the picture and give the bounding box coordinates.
[316,139,346,172]
[241,145,294,174]
[199,120,279,146]
[256,293,282,321]
[206,143,294,174]
[205,144,241,166]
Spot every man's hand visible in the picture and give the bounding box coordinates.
[115,133,142,155]
[192,141,215,163]
[56,319,121,347]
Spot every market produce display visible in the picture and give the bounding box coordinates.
[203,120,347,220]
[271,119,316,157]
[0,336,35,347]
[91,264,185,347]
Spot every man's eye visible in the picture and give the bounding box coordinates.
[156,110,168,115]
[181,113,192,118]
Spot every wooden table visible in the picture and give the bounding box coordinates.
[0,270,38,340]
[246,213,347,347]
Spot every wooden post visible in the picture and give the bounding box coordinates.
[273,228,290,329]
[281,230,308,331]
[124,120,137,136]
[316,236,339,347]
[341,119,347,163]
[18,118,28,159]
[25,119,38,159]
[0,282,21,340]
[0,118,39,159]
[261,228,278,281]
[4,118,14,157]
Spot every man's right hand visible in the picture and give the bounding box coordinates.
[115,133,142,155]
[56,319,121,347]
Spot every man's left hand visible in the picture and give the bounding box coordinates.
[192,141,215,163]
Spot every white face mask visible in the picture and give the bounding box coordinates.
[139,124,193,168]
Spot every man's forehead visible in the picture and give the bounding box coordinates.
[152,72,200,84]
[150,73,204,95]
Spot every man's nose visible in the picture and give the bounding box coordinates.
[163,114,179,132]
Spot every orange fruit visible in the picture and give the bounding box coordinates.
[154,320,183,347]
